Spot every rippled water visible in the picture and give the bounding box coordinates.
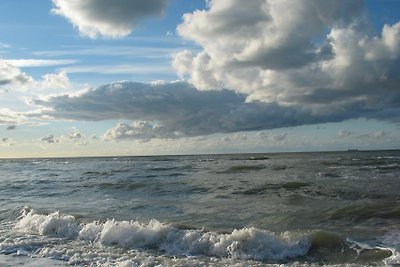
[0,150,399,266]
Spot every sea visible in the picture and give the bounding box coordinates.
[0,150,399,266]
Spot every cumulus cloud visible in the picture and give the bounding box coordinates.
[52,0,167,38]
[40,72,71,90]
[0,59,72,92]
[40,128,88,145]
[60,128,88,145]
[103,121,178,141]
[0,60,32,86]
[173,0,400,121]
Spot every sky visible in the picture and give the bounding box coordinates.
[0,0,400,158]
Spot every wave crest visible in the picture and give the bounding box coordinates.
[15,210,78,239]
[14,209,310,262]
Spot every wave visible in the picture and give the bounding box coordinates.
[0,209,395,266]
[12,209,310,262]
[308,231,393,265]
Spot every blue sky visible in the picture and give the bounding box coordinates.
[0,0,399,157]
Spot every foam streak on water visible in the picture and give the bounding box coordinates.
[0,150,399,266]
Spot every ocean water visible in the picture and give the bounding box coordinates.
[0,150,399,266]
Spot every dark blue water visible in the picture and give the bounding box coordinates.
[0,151,399,266]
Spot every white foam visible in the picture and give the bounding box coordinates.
[12,209,311,262]
[78,221,103,242]
[15,210,78,239]
[80,220,310,261]
[94,219,170,249]
[162,227,310,261]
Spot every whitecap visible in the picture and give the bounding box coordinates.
[11,209,311,262]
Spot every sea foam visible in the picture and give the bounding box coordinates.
[13,209,311,262]
[15,210,78,239]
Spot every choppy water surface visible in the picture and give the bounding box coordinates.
[0,150,399,266]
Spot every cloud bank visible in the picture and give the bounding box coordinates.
[52,0,167,38]
[31,80,397,140]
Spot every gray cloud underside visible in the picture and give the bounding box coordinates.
[31,81,398,139]
[52,0,167,38]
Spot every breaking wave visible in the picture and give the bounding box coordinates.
[0,209,395,266]
[12,209,310,262]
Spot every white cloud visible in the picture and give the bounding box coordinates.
[40,72,71,90]
[103,121,178,141]
[60,128,88,145]
[338,130,353,138]
[173,0,400,119]
[232,133,247,142]
[4,59,76,68]
[52,0,167,38]
[361,23,400,61]
[172,50,194,79]
[40,128,88,145]
[0,108,25,125]
[0,59,72,92]
[0,59,33,86]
